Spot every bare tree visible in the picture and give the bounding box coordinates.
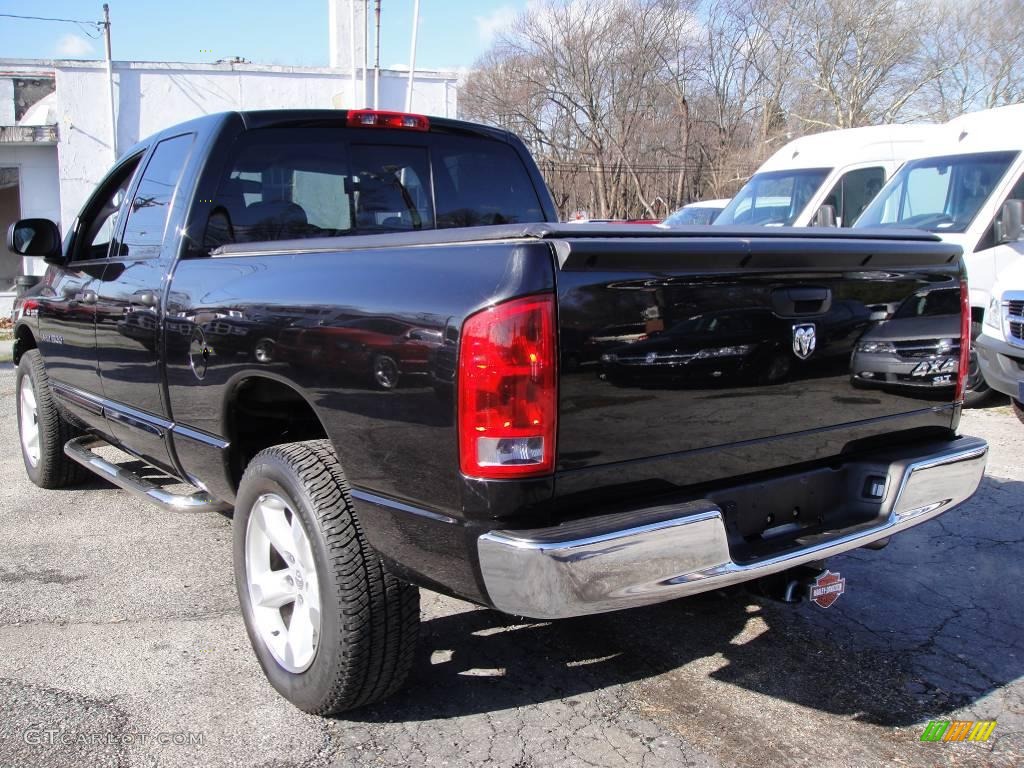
[461,0,1024,220]
[924,0,1024,119]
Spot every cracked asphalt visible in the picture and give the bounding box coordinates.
[0,363,1020,767]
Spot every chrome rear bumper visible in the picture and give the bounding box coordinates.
[477,436,987,619]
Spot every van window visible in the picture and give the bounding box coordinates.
[203,126,545,248]
[714,168,831,226]
[821,166,885,226]
[856,151,1019,232]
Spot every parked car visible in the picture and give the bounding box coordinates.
[7,108,986,718]
[277,314,443,389]
[854,104,1024,406]
[977,259,1024,423]
[661,199,730,226]
[850,287,962,390]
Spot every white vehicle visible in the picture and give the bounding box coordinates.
[661,198,731,226]
[977,258,1024,423]
[855,104,1024,404]
[714,124,936,228]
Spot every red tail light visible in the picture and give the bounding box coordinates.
[956,278,971,402]
[345,110,430,131]
[458,295,557,479]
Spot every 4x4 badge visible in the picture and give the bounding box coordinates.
[792,323,816,359]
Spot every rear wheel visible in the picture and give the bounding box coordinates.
[16,349,90,489]
[234,440,419,714]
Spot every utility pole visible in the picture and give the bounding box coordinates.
[373,0,381,110]
[349,0,357,107]
[363,0,369,107]
[405,0,419,112]
[102,3,117,159]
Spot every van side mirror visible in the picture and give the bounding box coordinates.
[812,204,837,228]
[995,199,1023,244]
[6,219,65,265]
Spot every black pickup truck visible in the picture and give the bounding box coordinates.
[8,109,987,715]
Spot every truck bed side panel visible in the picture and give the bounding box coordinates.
[163,241,555,599]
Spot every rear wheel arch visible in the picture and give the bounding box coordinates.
[222,373,332,492]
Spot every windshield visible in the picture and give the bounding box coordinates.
[892,288,961,319]
[714,168,831,226]
[664,206,723,226]
[855,151,1019,232]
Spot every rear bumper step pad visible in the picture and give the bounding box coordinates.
[478,436,987,619]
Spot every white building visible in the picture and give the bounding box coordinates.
[0,0,459,310]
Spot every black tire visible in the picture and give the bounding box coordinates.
[371,354,400,390]
[964,322,997,407]
[1012,399,1024,425]
[233,440,419,715]
[15,349,90,489]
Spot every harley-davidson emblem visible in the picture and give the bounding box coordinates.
[792,323,816,359]
[809,570,845,608]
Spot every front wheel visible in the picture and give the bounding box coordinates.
[1012,399,1024,425]
[371,354,400,390]
[233,440,419,714]
[16,349,90,489]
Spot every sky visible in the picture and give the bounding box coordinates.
[0,0,529,71]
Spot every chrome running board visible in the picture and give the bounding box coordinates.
[64,436,230,513]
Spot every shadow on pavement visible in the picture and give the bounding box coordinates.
[349,475,1024,728]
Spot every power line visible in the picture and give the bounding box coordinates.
[0,12,101,26]
[0,12,103,39]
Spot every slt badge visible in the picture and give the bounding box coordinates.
[792,323,816,360]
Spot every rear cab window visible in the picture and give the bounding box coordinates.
[203,125,546,249]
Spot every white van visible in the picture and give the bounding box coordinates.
[713,124,936,229]
[854,104,1024,403]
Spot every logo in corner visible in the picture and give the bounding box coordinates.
[792,323,816,360]
[809,569,845,608]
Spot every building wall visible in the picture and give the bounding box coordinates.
[0,144,60,277]
[0,79,14,125]
[54,61,459,226]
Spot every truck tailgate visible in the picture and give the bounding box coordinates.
[551,229,964,505]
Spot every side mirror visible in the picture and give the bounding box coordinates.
[994,199,1023,244]
[6,219,65,265]
[812,204,838,228]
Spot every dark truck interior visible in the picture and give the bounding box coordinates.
[203,127,548,249]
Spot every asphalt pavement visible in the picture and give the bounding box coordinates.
[0,363,1020,768]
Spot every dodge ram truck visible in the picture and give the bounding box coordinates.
[8,109,988,715]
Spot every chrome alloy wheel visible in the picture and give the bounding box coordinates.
[19,373,40,467]
[245,493,322,673]
[373,355,399,389]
